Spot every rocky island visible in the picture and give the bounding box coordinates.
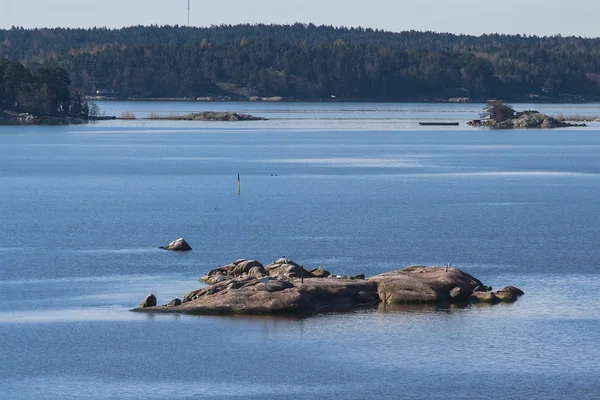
[146,111,267,121]
[134,258,524,316]
[468,101,586,129]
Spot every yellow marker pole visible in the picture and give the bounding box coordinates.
[237,174,241,194]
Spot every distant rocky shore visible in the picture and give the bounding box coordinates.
[0,110,116,125]
[143,112,267,121]
[468,102,587,129]
[134,258,524,316]
[468,112,586,129]
[0,109,267,124]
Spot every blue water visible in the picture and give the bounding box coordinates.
[1,102,600,399]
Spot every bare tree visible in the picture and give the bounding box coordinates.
[89,102,100,118]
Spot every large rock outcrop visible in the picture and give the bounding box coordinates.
[369,266,484,304]
[165,276,379,314]
[134,261,523,316]
[468,112,585,129]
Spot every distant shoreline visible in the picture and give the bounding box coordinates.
[0,110,117,125]
[85,96,600,104]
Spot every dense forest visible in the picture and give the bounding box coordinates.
[0,59,95,117]
[1,24,600,101]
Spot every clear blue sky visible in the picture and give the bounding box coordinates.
[1,0,599,37]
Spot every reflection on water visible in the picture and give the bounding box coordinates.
[377,302,464,314]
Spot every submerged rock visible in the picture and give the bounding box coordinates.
[493,290,518,303]
[500,286,525,296]
[491,286,524,303]
[470,291,501,304]
[160,238,192,251]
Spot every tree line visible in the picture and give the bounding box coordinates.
[0,59,96,117]
[1,24,599,101]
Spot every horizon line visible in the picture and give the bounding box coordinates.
[1,22,600,40]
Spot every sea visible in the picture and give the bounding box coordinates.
[1,101,600,399]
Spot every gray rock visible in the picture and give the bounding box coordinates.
[140,293,157,308]
[493,290,518,303]
[201,259,266,284]
[310,268,332,278]
[470,291,501,304]
[167,298,182,307]
[266,259,314,279]
[176,277,379,314]
[369,266,484,304]
[500,286,525,296]
[161,238,192,251]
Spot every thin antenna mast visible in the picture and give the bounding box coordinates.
[188,0,190,27]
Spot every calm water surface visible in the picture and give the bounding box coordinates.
[1,102,600,399]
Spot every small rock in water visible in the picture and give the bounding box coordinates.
[140,293,157,308]
[470,291,500,304]
[161,238,192,251]
[500,286,525,296]
[493,290,518,303]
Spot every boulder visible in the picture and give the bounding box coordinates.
[167,298,182,307]
[500,286,525,296]
[470,291,501,304]
[139,293,157,308]
[491,286,524,303]
[160,238,192,251]
[474,285,493,292]
[201,259,266,284]
[266,258,314,279]
[369,266,484,304]
[310,268,332,278]
[493,290,518,303]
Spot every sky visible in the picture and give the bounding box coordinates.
[1,0,599,37]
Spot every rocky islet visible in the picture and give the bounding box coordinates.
[135,258,524,315]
